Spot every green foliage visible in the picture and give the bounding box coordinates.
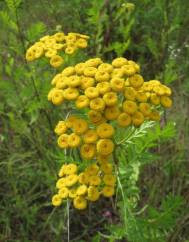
[0,0,189,241]
[5,0,22,10]
[26,22,47,42]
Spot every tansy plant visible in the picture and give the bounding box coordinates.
[26,31,172,211]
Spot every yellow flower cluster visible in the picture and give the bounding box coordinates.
[49,57,172,210]
[49,57,172,126]
[55,115,115,159]
[25,32,89,68]
[52,162,116,210]
[25,30,173,211]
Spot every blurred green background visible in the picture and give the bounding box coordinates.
[0,0,189,241]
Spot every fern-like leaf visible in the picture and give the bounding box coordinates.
[26,22,47,42]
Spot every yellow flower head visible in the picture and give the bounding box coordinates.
[34,46,44,58]
[75,62,86,75]
[103,92,118,106]
[100,162,113,174]
[67,75,81,87]
[95,70,110,82]
[97,123,115,138]
[111,68,125,78]
[98,63,113,73]
[103,174,116,186]
[97,139,114,155]
[117,112,132,127]
[50,55,64,68]
[53,43,64,50]
[62,66,75,77]
[112,57,128,67]
[51,73,63,85]
[66,33,77,43]
[88,110,103,123]
[76,38,88,48]
[53,32,65,42]
[54,121,67,135]
[58,164,67,177]
[44,38,56,48]
[51,89,64,105]
[75,95,89,109]
[56,76,68,89]
[65,174,78,187]
[63,87,79,100]
[44,48,57,57]
[84,66,98,77]
[65,46,76,55]
[85,163,99,176]
[80,77,95,90]
[69,188,77,198]
[57,134,69,148]
[90,98,105,111]
[76,184,88,196]
[160,96,172,108]
[128,60,140,72]
[132,111,144,127]
[52,194,62,206]
[139,103,151,116]
[26,45,44,60]
[78,172,89,185]
[96,81,111,95]
[65,115,78,128]
[122,64,136,76]
[73,196,87,210]
[56,177,67,189]
[142,82,153,91]
[85,58,102,67]
[58,187,69,199]
[161,85,172,96]
[110,77,125,92]
[80,144,96,160]
[153,86,165,96]
[83,129,98,144]
[124,87,137,101]
[85,87,99,99]
[26,48,35,61]
[150,93,160,105]
[128,74,144,89]
[123,100,137,114]
[72,118,88,135]
[136,91,148,103]
[104,106,120,120]
[64,163,78,175]
[101,186,115,197]
[68,133,81,147]
[87,186,100,201]
[88,175,101,186]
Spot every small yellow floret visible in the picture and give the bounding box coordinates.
[52,194,62,206]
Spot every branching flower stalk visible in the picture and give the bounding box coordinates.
[25,30,173,211]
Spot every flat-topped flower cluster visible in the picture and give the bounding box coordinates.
[26,32,89,67]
